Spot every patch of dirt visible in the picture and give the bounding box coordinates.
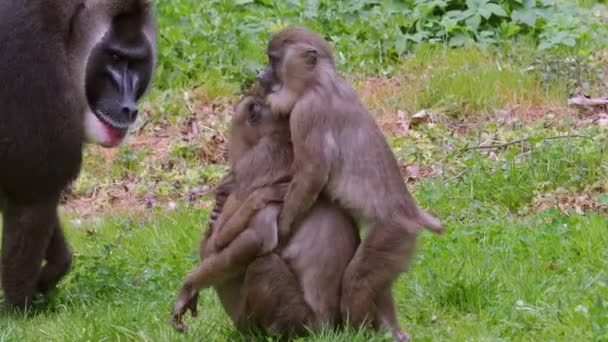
[532,185,608,216]
[61,96,233,218]
[353,76,587,137]
[399,164,436,183]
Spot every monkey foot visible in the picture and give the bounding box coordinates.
[394,331,412,342]
[171,315,188,333]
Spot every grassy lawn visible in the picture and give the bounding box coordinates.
[2,199,608,341]
[2,0,608,341]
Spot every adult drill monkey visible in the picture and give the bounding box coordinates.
[252,26,444,330]
[0,0,156,309]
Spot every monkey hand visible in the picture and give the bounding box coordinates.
[208,206,221,228]
[277,212,294,242]
[171,289,199,333]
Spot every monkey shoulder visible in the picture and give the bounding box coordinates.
[0,2,73,42]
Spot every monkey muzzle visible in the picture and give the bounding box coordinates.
[256,66,274,94]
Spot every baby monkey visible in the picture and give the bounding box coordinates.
[172,95,292,331]
[253,26,444,330]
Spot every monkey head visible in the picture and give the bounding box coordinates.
[70,0,157,148]
[257,26,335,116]
[228,95,289,164]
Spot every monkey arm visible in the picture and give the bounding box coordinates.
[172,228,265,332]
[213,185,286,250]
[277,94,332,239]
[278,152,330,240]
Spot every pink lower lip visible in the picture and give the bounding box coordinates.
[103,124,127,146]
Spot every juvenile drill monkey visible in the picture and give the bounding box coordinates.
[254,26,444,329]
[172,95,359,337]
[174,95,407,340]
[0,0,156,309]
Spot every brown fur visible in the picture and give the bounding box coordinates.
[258,26,443,336]
[172,95,368,338]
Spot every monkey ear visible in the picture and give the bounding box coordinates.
[247,102,261,124]
[248,101,260,113]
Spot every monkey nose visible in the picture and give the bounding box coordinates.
[256,72,265,83]
[256,73,271,92]
[121,104,138,122]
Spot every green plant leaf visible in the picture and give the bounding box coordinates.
[466,13,482,31]
[512,9,537,26]
[396,35,407,55]
[485,3,507,17]
[449,32,471,47]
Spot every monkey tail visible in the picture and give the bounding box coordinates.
[392,208,444,235]
[416,209,444,234]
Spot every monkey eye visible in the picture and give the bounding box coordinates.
[111,53,121,62]
[269,55,280,65]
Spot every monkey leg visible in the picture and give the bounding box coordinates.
[1,197,58,310]
[340,221,417,328]
[213,186,285,250]
[372,287,411,342]
[37,224,72,294]
[172,229,264,332]
[242,254,315,338]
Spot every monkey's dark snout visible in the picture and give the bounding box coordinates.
[121,103,139,122]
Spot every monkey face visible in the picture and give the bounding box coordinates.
[230,96,288,155]
[259,27,340,117]
[83,8,155,148]
[234,97,274,143]
[257,51,282,95]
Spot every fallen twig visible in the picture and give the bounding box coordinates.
[461,134,592,152]
[568,95,608,107]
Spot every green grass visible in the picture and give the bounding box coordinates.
[2,208,608,341]
[360,44,567,119]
